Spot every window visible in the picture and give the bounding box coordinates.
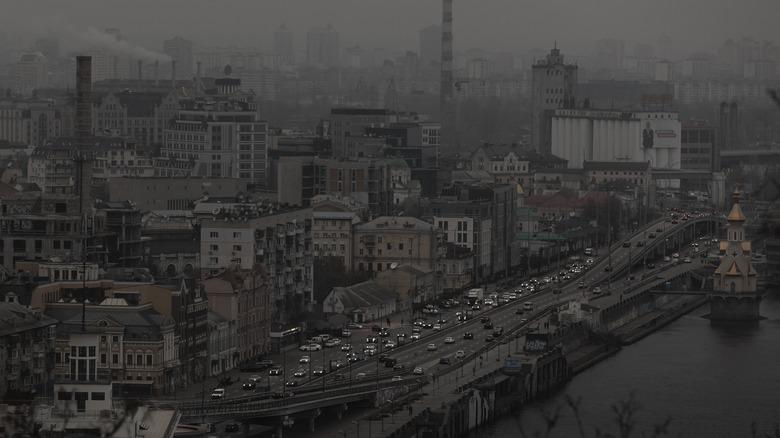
[91,392,105,401]
[126,354,133,365]
[233,232,242,239]
[100,353,107,365]
[209,244,218,251]
[146,354,153,366]
[112,354,119,364]
[233,245,242,251]
[399,243,404,250]
[209,232,219,238]
[112,336,119,343]
[57,392,72,401]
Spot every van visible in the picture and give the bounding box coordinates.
[523,301,534,311]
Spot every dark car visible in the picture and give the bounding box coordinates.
[348,355,360,364]
[483,322,494,329]
[225,423,239,433]
[463,332,474,340]
[515,308,524,314]
[379,330,390,337]
[333,373,345,381]
[422,322,434,329]
[285,380,298,387]
[366,336,378,344]
[485,335,494,342]
[439,357,451,365]
[371,325,384,332]
[622,242,631,248]
[480,316,491,323]
[385,358,398,368]
[378,353,389,362]
[393,363,406,370]
[647,262,656,269]
[636,241,644,247]
[604,266,613,272]
[242,381,256,390]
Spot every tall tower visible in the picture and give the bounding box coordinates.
[306,25,340,68]
[440,0,455,150]
[419,25,441,68]
[273,24,294,58]
[531,44,578,153]
[75,56,93,215]
[707,187,763,322]
[163,36,193,80]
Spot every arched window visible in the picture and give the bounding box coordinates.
[165,264,176,276]
[730,282,736,293]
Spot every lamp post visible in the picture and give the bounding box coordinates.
[352,420,360,438]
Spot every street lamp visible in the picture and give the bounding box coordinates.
[352,420,360,438]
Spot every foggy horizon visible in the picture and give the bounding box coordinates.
[3,0,779,61]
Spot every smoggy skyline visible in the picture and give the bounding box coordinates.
[3,0,779,59]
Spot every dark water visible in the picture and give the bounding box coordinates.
[483,290,780,438]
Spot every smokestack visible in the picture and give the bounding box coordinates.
[196,61,202,94]
[137,60,143,88]
[170,60,176,87]
[75,56,93,214]
[154,60,159,86]
[440,0,454,148]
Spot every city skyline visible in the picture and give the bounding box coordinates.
[3,0,779,60]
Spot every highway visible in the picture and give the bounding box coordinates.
[206,212,722,404]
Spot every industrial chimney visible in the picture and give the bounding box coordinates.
[154,60,159,86]
[170,60,176,88]
[196,61,203,94]
[440,0,455,149]
[75,56,93,214]
[137,60,143,89]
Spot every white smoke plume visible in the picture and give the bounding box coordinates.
[34,18,170,62]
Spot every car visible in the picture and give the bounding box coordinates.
[211,388,226,399]
[553,288,562,294]
[324,339,336,347]
[648,232,656,238]
[423,322,434,329]
[647,262,655,269]
[604,266,613,272]
[341,329,352,337]
[455,350,465,359]
[286,380,299,387]
[269,366,283,376]
[299,356,310,363]
[483,322,493,329]
[665,256,671,262]
[413,366,424,375]
[472,304,481,310]
[672,252,680,258]
[492,327,504,337]
[313,368,325,376]
[242,380,256,390]
[684,257,692,263]
[333,373,346,381]
[385,341,397,349]
[293,369,307,377]
[379,330,391,337]
[444,336,455,344]
[393,363,406,370]
[355,372,367,380]
[427,343,437,351]
[485,335,494,342]
[371,325,383,332]
[433,324,442,331]
[481,316,491,323]
[622,242,631,248]
[515,308,524,314]
[258,359,274,368]
[410,333,421,340]
[333,360,345,368]
[414,319,425,327]
[366,336,378,344]
[300,344,322,352]
[439,357,451,365]
[463,332,474,340]
[348,354,360,363]
[392,376,403,382]
[384,358,397,367]
[331,338,342,346]
[378,353,389,362]
[437,318,448,324]
[341,344,352,351]
[656,227,663,233]
[578,281,587,289]
[592,287,602,295]
[346,322,363,329]
[225,423,239,433]
[636,241,644,247]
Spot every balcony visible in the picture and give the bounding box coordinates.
[6,372,19,381]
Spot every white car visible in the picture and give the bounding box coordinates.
[427,343,437,351]
[300,343,322,351]
[413,366,424,375]
[385,341,397,349]
[293,369,307,377]
[299,355,310,363]
[444,336,455,344]
[410,333,420,340]
[211,388,225,399]
[391,376,403,382]
[433,324,442,331]
[341,344,352,351]
[592,287,602,295]
[355,372,367,380]
[455,350,465,359]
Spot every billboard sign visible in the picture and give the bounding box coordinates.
[503,356,521,375]
[641,119,680,149]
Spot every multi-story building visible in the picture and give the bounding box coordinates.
[531,45,578,153]
[198,202,313,323]
[306,25,340,68]
[163,36,193,80]
[312,210,361,270]
[201,267,272,364]
[352,216,444,275]
[419,25,441,68]
[92,90,181,148]
[108,176,247,211]
[470,143,531,185]
[681,120,717,172]
[583,161,651,193]
[156,99,268,186]
[422,183,516,283]
[273,24,295,63]
[0,297,57,399]
[0,97,64,146]
[91,137,155,189]
[329,108,395,158]
[276,156,392,216]
[207,311,237,377]
[14,52,49,95]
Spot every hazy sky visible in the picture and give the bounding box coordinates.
[3,0,779,58]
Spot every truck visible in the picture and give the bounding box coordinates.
[466,288,484,303]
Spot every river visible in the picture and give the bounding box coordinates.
[482,289,780,438]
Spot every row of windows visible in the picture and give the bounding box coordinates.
[681,147,711,154]
[209,244,243,251]
[208,232,243,239]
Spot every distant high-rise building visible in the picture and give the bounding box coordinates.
[419,25,441,68]
[531,45,578,153]
[273,24,294,58]
[14,52,49,95]
[163,36,193,80]
[306,25,340,68]
[656,35,673,61]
